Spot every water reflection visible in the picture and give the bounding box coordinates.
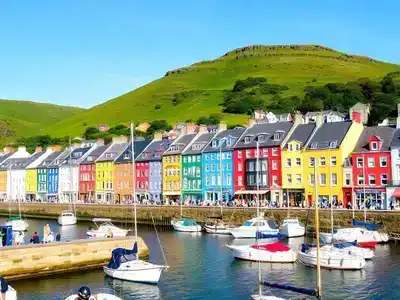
[105,277,162,300]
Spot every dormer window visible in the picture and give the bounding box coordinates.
[244,136,251,144]
[258,135,266,143]
[370,141,378,151]
[123,152,131,159]
[295,144,300,151]
[329,141,337,148]
[226,139,232,147]
[310,142,318,149]
[273,132,281,141]
[212,140,218,148]
[87,156,93,162]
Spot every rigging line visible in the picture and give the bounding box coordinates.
[148,206,168,267]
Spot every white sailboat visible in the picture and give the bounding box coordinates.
[278,218,305,238]
[230,217,279,239]
[171,190,201,232]
[103,123,168,284]
[86,218,129,238]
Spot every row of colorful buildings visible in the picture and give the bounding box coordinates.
[1,109,400,210]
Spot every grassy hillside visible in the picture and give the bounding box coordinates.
[43,45,400,136]
[0,100,84,141]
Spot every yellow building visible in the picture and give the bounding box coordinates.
[281,123,316,207]
[303,121,363,206]
[25,169,38,200]
[95,161,114,203]
[162,154,181,204]
[0,170,7,201]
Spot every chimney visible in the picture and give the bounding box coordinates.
[247,118,257,128]
[217,121,227,132]
[17,146,26,152]
[198,124,208,134]
[35,146,43,153]
[352,111,361,124]
[96,138,104,146]
[185,122,196,135]
[72,142,81,149]
[153,131,163,141]
[3,146,14,154]
[294,111,303,125]
[112,135,128,144]
[48,145,62,152]
[315,112,324,127]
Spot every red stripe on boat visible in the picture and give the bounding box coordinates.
[250,242,290,252]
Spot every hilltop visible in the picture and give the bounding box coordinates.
[0,99,84,142]
[30,45,400,136]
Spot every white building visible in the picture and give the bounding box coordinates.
[305,110,346,124]
[388,111,400,208]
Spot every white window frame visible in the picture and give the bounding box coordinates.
[309,157,315,167]
[331,173,337,186]
[296,158,301,166]
[381,174,388,185]
[368,157,375,168]
[357,157,363,168]
[320,173,326,185]
[331,156,337,166]
[371,141,378,150]
[319,157,326,166]
[287,174,292,184]
[286,158,292,168]
[295,174,301,184]
[357,175,364,185]
[380,156,387,167]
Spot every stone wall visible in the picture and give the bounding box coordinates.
[0,203,399,232]
[0,236,148,280]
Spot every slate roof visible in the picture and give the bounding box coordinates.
[114,140,151,164]
[203,127,246,153]
[353,126,396,153]
[183,132,215,155]
[136,139,173,162]
[305,110,346,118]
[307,122,352,150]
[80,145,109,165]
[234,122,293,149]
[0,153,13,164]
[48,149,72,168]
[163,134,197,155]
[0,152,44,170]
[60,147,92,166]
[37,151,62,168]
[96,143,128,162]
[285,123,316,149]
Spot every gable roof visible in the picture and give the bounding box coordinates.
[48,149,72,168]
[203,127,246,153]
[37,151,62,168]
[234,122,293,149]
[163,134,197,155]
[183,132,215,155]
[80,145,109,165]
[60,147,92,166]
[0,153,13,164]
[285,123,316,149]
[307,121,352,150]
[96,143,128,162]
[353,126,395,153]
[114,140,151,164]
[136,139,173,162]
[0,152,45,170]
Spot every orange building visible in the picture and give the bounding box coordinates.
[114,162,133,204]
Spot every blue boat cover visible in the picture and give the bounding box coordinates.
[256,231,287,239]
[300,243,316,253]
[182,219,198,226]
[352,218,382,231]
[262,281,318,297]
[107,242,138,269]
[334,242,356,249]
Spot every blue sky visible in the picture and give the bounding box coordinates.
[1,1,399,108]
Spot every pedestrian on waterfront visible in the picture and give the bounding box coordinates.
[56,232,61,242]
[0,276,9,299]
[390,201,395,210]
[30,232,40,244]
[14,231,24,245]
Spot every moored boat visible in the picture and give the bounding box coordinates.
[86,218,130,238]
[323,242,374,260]
[204,219,234,234]
[171,218,202,232]
[230,217,279,238]
[5,216,29,231]
[64,286,122,300]
[279,218,305,238]
[58,210,77,226]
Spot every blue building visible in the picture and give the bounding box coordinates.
[46,150,69,202]
[202,127,245,203]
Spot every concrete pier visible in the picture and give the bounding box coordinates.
[0,236,148,280]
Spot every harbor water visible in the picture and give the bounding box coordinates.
[1,217,400,299]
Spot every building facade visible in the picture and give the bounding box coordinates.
[36,151,62,201]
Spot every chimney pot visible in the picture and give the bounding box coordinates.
[315,112,324,127]
[198,124,208,133]
[218,121,227,132]
[153,131,163,141]
[35,146,43,153]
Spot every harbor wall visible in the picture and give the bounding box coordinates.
[0,203,399,232]
[0,236,148,280]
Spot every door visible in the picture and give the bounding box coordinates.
[307,194,312,206]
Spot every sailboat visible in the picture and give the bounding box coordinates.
[171,192,201,232]
[298,159,366,270]
[58,141,77,226]
[227,142,297,263]
[103,123,168,284]
[5,163,29,232]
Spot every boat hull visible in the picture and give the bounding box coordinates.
[298,250,366,270]
[279,224,305,238]
[65,294,122,300]
[321,244,374,260]
[171,220,202,232]
[227,245,297,263]
[57,216,77,226]
[230,228,280,239]
[204,224,233,235]
[86,229,129,238]
[5,219,29,231]
[103,260,166,284]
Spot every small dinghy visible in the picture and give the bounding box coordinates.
[204,218,234,235]
[86,218,130,238]
[58,210,77,226]
[171,218,202,232]
[227,241,297,263]
[230,217,280,239]
[5,216,29,232]
[279,218,305,238]
[64,286,122,300]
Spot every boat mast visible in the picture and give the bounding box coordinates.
[329,149,333,239]
[130,123,138,247]
[69,137,75,215]
[314,159,322,297]
[256,141,262,296]
[363,152,366,222]
[219,142,223,216]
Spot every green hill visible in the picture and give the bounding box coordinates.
[0,100,85,142]
[41,45,399,136]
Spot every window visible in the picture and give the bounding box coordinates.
[286,158,292,168]
[272,175,278,186]
[273,132,281,141]
[227,152,232,159]
[211,175,216,185]
[329,141,337,148]
[357,157,363,168]
[227,174,232,185]
[246,150,251,158]
[331,156,337,166]
[381,174,388,185]
[237,151,242,158]
[272,148,278,156]
[331,173,337,185]
[211,153,215,160]
[296,158,301,166]
[238,163,243,172]
[367,157,375,168]
[212,140,218,148]
[287,174,292,184]
[309,174,315,185]
[238,176,243,186]
[272,160,277,170]
[262,148,268,157]
[357,175,364,185]
[217,175,221,185]
[310,143,318,149]
[258,135,266,143]
[288,144,293,152]
[183,168,187,176]
[197,155,201,162]
[369,175,376,185]
[188,156,192,163]
[205,164,209,171]
[205,154,209,160]
[217,153,220,160]
[380,157,387,167]
[371,142,378,150]
[244,136,251,144]
[398,150,400,159]
[296,174,301,184]
[320,173,326,185]
[309,157,315,167]
[345,173,351,185]
[320,157,326,166]
[295,144,300,151]
[211,164,215,171]
[206,175,210,186]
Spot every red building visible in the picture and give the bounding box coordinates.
[135,161,149,202]
[233,121,295,207]
[350,127,395,210]
[78,145,108,202]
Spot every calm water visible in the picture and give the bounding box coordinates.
[1,217,400,299]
